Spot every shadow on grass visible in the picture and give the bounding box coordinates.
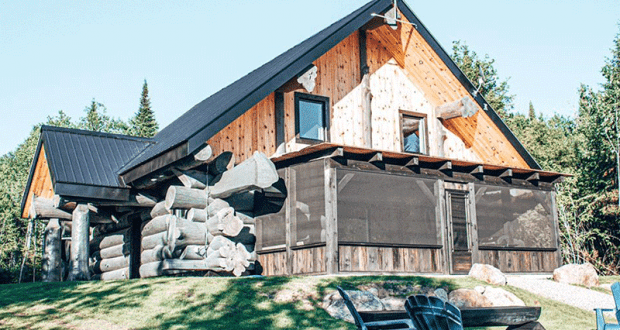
[0,275,476,330]
[130,276,353,330]
[0,278,159,329]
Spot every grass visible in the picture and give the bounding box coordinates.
[0,275,606,330]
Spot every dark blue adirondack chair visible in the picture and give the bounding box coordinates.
[337,286,415,330]
[595,282,620,330]
[405,295,463,330]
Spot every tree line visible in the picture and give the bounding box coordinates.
[0,80,158,283]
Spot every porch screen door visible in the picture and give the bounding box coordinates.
[446,190,472,274]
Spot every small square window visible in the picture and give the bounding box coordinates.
[295,92,329,142]
[401,111,427,154]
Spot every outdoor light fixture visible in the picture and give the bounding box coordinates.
[371,0,417,30]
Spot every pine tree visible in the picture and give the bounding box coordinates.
[130,80,158,137]
[450,41,514,118]
[528,101,535,120]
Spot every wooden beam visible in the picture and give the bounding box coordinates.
[436,96,478,120]
[42,218,62,282]
[526,172,540,183]
[368,152,383,163]
[209,152,279,199]
[30,196,72,220]
[93,193,157,208]
[329,147,344,158]
[470,165,484,175]
[499,169,513,179]
[68,204,90,281]
[436,161,452,172]
[405,156,420,167]
[296,65,317,92]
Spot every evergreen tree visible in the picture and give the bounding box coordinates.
[528,101,536,119]
[130,80,158,137]
[79,99,129,134]
[450,41,514,118]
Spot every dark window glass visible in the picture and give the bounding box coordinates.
[337,169,440,246]
[449,192,469,251]
[295,93,329,142]
[402,115,426,154]
[475,184,556,249]
[299,100,325,140]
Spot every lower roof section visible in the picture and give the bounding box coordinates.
[21,126,154,218]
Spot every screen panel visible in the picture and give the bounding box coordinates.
[337,169,441,246]
[475,184,556,249]
[292,160,326,246]
[256,169,287,249]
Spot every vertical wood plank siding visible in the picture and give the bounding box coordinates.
[207,93,276,163]
[478,250,560,273]
[257,251,288,276]
[338,245,444,273]
[22,146,55,218]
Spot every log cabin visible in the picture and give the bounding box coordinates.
[21,0,567,281]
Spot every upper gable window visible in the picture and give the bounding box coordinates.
[295,92,329,142]
[400,110,427,154]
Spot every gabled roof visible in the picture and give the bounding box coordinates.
[21,126,153,210]
[119,0,540,183]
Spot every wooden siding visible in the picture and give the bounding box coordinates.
[205,20,530,169]
[366,16,529,168]
[285,31,362,153]
[478,250,560,273]
[207,93,276,163]
[22,145,54,218]
[292,246,327,275]
[257,251,288,276]
[338,245,444,273]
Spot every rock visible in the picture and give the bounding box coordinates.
[469,263,507,286]
[381,297,406,310]
[474,286,486,294]
[481,287,525,306]
[434,288,448,301]
[553,263,599,287]
[448,289,492,308]
[322,290,385,323]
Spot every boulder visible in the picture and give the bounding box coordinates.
[448,289,492,308]
[481,286,525,306]
[553,263,599,287]
[322,290,385,323]
[468,263,507,286]
[380,297,406,310]
[434,288,448,301]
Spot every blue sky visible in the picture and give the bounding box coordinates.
[1,1,619,156]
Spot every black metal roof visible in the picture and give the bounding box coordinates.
[21,125,153,206]
[118,0,396,178]
[118,0,539,183]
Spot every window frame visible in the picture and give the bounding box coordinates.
[399,110,428,155]
[294,92,330,144]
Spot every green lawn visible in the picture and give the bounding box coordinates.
[0,275,601,330]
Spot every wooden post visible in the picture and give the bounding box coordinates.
[285,167,293,275]
[42,218,62,282]
[467,183,479,265]
[359,29,372,148]
[68,204,90,281]
[324,159,338,274]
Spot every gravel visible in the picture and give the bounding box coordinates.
[507,275,614,314]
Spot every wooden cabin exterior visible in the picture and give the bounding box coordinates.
[22,0,565,282]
